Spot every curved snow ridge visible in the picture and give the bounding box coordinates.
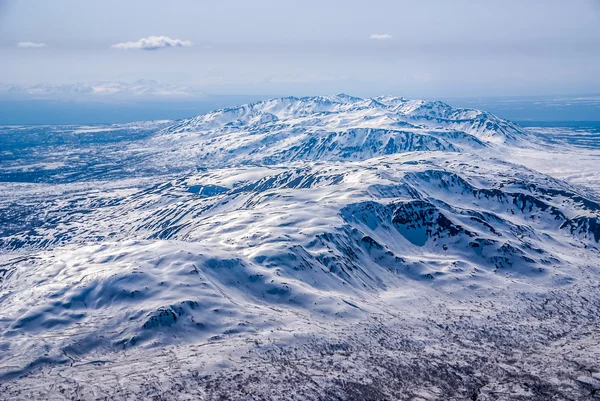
[4,155,600,254]
[337,194,579,280]
[0,240,368,377]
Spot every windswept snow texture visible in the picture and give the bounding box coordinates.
[1,95,600,400]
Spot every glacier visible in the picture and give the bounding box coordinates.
[0,95,599,400]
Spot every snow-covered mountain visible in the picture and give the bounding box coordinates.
[152,95,523,168]
[1,96,599,400]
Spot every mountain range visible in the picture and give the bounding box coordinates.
[1,95,599,400]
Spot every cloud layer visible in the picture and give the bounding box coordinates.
[111,36,193,51]
[17,41,47,48]
[369,33,393,40]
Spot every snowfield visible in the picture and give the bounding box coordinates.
[1,95,599,400]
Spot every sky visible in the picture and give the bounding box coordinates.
[1,0,600,100]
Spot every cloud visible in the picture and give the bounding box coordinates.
[17,41,47,48]
[111,36,193,51]
[369,33,393,40]
[0,80,203,101]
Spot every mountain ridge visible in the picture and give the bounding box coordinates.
[150,95,527,170]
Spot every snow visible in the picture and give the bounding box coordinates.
[0,95,599,399]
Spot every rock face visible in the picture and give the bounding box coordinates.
[561,215,600,242]
[0,96,599,400]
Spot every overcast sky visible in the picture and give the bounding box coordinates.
[1,0,600,98]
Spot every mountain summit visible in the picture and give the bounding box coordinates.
[151,95,524,167]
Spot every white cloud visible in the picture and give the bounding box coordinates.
[17,41,47,48]
[369,33,393,40]
[111,36,193,51]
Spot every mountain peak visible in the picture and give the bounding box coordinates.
[159,94,525,158]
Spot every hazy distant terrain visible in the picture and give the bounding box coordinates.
[1,81,599,125]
